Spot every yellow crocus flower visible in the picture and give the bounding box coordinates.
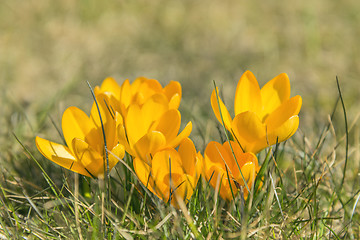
[36,93,125,178]
[117,93,192,162]
[203,140,259,201]
[94,76,181,119]
[133,138,202,207]
[211,70,302,153]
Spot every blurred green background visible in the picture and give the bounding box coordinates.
[1,0,360,151]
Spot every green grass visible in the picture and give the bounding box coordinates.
[1,0,360,239]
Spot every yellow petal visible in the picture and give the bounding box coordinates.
[153,109,180,142]
[232,111,266,144]
[166,121,192,148]
[234,159,257,185]
[125,104,147,144]
[167,174,195,205]
[72,138,104,178]
[178,138,196,175]
[260,73,290,120]
[206,165,237,201]
[222,141,245,170]
[250,115,300,153]
[204,141,224,165]
[265,95,302,131]
[195,152,204,180]
[141,94,169,128]
[108,143,125,170]
[135,79,162,105]
[152,149,184,183]
[90,93,113,127]
[119,79,132,109]
[133,157,154,192]
[99,77,121,98]
[132,131,166,162]
[117,124,132,152]
[62,106,99,153]
[90,93,119,151]
[144,79,163,92]
[204,141,230,169]
[164,81,182,109]
[35,136,90,177]
[210,88,232,131]
[234,70,262,116]
[268,115,300,144]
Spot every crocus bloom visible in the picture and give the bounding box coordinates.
[117,93,192,162]
[211,70,302,153]
[36,94,125,178]
[94,77,181,119]
[133,138,202,207]
[203,140,259,200]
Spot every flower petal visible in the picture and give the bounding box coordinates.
[234,70,262,116]
[178,138,196,175]
[268,115,300,143]
[204,141,230,168]
[133,131,166,162]
[152,149,184,183]
[108,143,125,169]
[166,121,192,148]
[164,81,182,109]
[72,138,104,178]
[125,104,147,145]
[260,73,290,120]
[211,88,232,131]
[119,79,132,110]
[232,111,266,147]
[35,136,90,177]
[95,77,121,98]
[62,106,99,153]
[264,95,302,131]
[133,157,156,193]
[153,109,180,143]
[126,94,168,144]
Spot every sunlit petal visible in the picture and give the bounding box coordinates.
[260,73,290,120]
[125,104,147,144]
[178,138,196,175]
[72,138,104,178]
[62,106,98,153]
[265,95,302,131]
[166,121,192,148]
[97,77,121,97]
[234,70,261,116]
[211,88,232,131]
[164,81,182,109]
[268,115,300,144]
[232,111,266,144]
[133,131,166,163]
[108,143,125,170]
[152,149,183,182]
[133,157,155,192]
[35,136,90,177]
[153,109,180,142]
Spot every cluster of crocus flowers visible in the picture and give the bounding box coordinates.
[211,70,302,153]
[36,76,200,207]
[36,94,125,179]
[203,141,259,200]
[134,138,202,206]
[204,70,301,200]
[36,71,301,205]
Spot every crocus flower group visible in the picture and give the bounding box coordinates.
[204,70,302,199]
[36,70,301,205]
[36,95,125,179]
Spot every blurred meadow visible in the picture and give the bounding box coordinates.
[1,0,360,238]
